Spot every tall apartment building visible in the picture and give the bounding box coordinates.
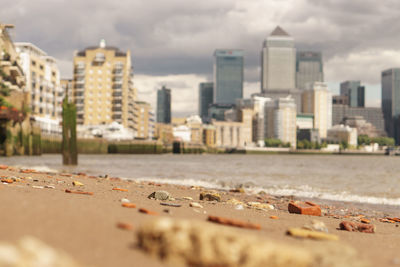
[157,86,171,123]
[15,43,64,120]
[198,82,213,123]
[296,51,323,90]
[340,80,365,107]
[261,26,296,92]
[302,82,332,138]
[381,68,400,142]
[72,40,136,129]
[213,49,244,105]
[135,101,154,139]
[265,97,297,148]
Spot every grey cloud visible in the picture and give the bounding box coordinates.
[2,0,400,86]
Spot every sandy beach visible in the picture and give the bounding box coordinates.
[0,165,400,266]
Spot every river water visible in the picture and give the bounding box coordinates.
[2,154,400,206]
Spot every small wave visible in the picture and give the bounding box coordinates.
[132,177,400,206]
[14,165,59,174]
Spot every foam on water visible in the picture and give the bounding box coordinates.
[133,177,400,206]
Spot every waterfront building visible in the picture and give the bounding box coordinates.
[15,43,64,128]
[382,68,400,142]
[327,124,358,147]
[72,40,136,129]
[157,85,171,124]
[213,49,244,105]
[212,108,252,148]
[198,82,213,123]
[332,104,385,136]
[296,114,314,130]
[296,51,323,90]
[261,26,296,92]
[135,101,154,140]
[203,124,216,147]
[154,123,174,144]
[265,96,297,148]
[302,82,332,138]
[186,115,203,145]
[342,116,382,138]
[340,80,365,107]
[0,24,25,109]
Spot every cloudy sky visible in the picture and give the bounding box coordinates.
[2,0,400,116]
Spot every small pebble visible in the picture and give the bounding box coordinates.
[120,198,130,203]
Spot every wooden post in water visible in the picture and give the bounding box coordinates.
[62,97,77,165]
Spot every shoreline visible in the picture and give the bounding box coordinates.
[1,165,400,266]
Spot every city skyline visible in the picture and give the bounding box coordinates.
[2,0,400,116]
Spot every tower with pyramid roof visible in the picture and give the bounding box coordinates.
[261,26,296,92]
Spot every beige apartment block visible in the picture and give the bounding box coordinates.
[302,82,332,138]
[202,124,216,147]
[154,123,174,144]
[212,108,252,148]
[0,24,26,109]
[265,97,297,148]
[327,124,358,147]
[72,40,136,129]
[15,43,64,121]
[135,101,154,139]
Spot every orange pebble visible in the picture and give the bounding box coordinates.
[270,216,279,220]
[1,179,13,184]
[139,208,158,215]
[116,222,133,230]
[361,218,370,224]
[121,203,136,208]
[112,187,128,192]
[0,165,8,170]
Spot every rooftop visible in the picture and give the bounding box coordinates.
[270,26,290,37]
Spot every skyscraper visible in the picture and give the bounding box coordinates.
[340,80,365,107]
[302,82,332,138]
[381,68,400,141]
[296,51,323,90]
[213,49,244,105]
[261,26,296,92]
[157,86,171,124]
[198,82,213,122]
[72,40,136,128]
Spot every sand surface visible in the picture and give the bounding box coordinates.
[0,166,399,266]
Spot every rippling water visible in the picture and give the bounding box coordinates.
[2,154,400,206]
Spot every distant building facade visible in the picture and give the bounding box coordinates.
[382,68,400,142]
[72,40,136,129]
[213,49,244,105]
[296,51,323,90]
[302,82,332,138]
[16,43,64,121]
[157,86,171,124]
[261,26,296,92]
[265,97,297,148]
[135,101,154,140]
[327,125,358,147]
[340,80,365,107]
[208,103,234,121]
[332,104,385,136]
[198,82,213,122]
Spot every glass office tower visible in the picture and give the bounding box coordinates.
[157,86,171,123]
[213,49,244,105]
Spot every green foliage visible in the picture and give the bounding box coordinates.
[340,141,349,150]
[0,82,10,96]
[264,138,290,148]
[296,140,323,150]
[0,96,13,107]
[358,135,395,147]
